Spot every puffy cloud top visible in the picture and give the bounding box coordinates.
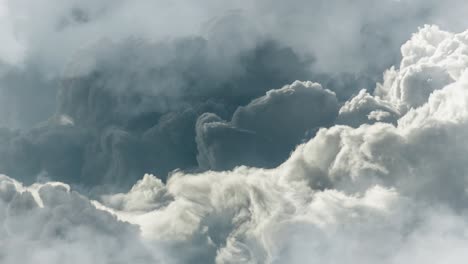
[196,81,339,170]
[0,175,156,264]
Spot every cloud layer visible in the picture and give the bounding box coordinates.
[2,25,468,263]
[96,25,468,263]
[2,0,468,191]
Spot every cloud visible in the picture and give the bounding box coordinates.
[2,0,468,188]
[100,25,468,263]
[1,25,467,263]
[2,0,468,128]
[0,37,313,188]
[3,0,467,73]
[2,2,468,263]
[0,1,24,65]
[196,81,339,170]
[0,174,159,264]
[336,89,399,127]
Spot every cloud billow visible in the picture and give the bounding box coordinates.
[0,36,314,188]
[1,25,468,263]
[1,0,468,263]
[196,81,339,170]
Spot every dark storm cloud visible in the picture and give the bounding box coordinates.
[196,81,339,170]
[0,35,313,189]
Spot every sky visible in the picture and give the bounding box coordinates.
[1,0,468,263]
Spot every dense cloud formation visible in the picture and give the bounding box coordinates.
[1,0,468,128]
[2,0,468,263]
[196,81,339,170]
[0,175,156,263]
[1,0,468,188]
[1,26,468,263]
[0,37,314,188]
[97,26,468,263]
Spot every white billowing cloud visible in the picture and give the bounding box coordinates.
[0,175,160,264]
[287,26,468,201]
[342,25,468,124]
[376,25,466,112]
[101,174,169,212]
[337,89,399,127]
[4,25,468,264]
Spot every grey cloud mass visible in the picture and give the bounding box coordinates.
[0,175,157,263]
[1,0,468,263]
[196,81,339,170]
[0,37,313,189]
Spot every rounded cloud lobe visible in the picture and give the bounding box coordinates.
[0,175,157,264]
[196,81,339,170]
[1,25,468,263]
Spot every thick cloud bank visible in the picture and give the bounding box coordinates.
[2,0,468,189]
[0,38,313,188]
[2,26,468,263]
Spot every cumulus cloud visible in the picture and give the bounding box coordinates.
[2,0,468,188]
[93,26,468,263]
[0,37,313,188]
[336,89,399,127]
[1,25,468,263]
[196,81,339,170]
[2,1,468,263]
[0,175,158,264]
